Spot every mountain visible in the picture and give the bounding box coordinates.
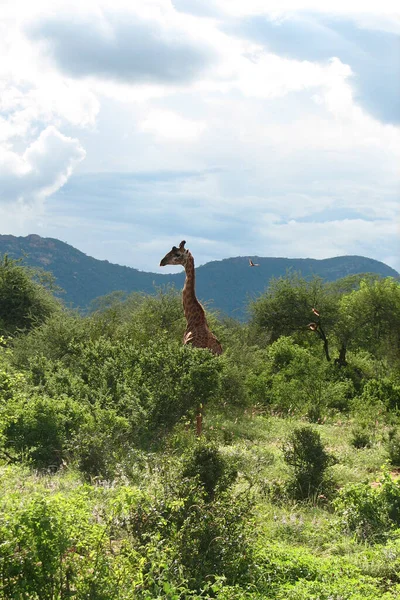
[0,234,398,320]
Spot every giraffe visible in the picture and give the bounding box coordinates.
[159,240,222,355]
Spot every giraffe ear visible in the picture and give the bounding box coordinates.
[179,240,186,250]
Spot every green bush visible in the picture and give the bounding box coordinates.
[245,368,271,406]
[351,422,375,449]
[15,331,224,447]
[181,440,238,501]
[218,357,249,407]
[176,492,253,590]
[387,428,400,466]
[258,338,334,417]
[274,577,393,600]
[334,473,400,542]
[0,484,117,600]
[12,313,87,367]
[73,408,131,480]
[360,378,400,412]
[283,426,336,500]
[0,256,61,336]
[0,365,25,403]
[113,475,253,593]
[253,541,392,599]
[2,393,87,469]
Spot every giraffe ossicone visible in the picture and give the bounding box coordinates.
[159,241,222,355]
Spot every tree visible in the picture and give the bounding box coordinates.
[0,255,61,336]
[248,272,400,367]
[337,278,400,362]
[249,273,338,359]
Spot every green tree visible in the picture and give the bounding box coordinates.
[337,278,400,362]
[283,425,336,500]
[0,255,61,336]
[249,273,338,361]
[250,274,328,339]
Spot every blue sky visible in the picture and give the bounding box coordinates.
[0,0,399,273]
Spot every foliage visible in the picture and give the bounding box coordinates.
[245,337,354,418]
[0,478,114,599]
[387,428,400,466]
[360,377,400,412]
[253,541,391,599]
[250,274,400,367]
[2,393,86,469]
[249,273,337,344]
[14,324,223,446]
[73,408,131,480]
[218,354,250,407]
[350,422,375,449]
[0,255,61,336]
[175,491,253,590]
[338,278,400,361]
[2,263,400,598]
[334,473,400,542]
[181,440,238,500]
[283,426,336,500]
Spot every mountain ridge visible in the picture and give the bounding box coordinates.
[0,234,398,319]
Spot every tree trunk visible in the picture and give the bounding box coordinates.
[335,344,347,367]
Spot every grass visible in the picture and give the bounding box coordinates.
[201,409,389,487]
[1,407,399,599]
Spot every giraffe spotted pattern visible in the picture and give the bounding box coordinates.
[160,240,222,355]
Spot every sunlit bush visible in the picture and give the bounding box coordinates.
[283,425,336,500]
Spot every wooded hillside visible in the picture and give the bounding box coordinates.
[0,233,397,318]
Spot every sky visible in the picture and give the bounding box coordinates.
[0,0,399,274]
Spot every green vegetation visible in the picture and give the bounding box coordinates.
[1,257,400,598]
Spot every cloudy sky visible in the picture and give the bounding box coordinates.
[1,0,399,273]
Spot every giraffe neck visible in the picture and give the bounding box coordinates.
[183,253,205,326]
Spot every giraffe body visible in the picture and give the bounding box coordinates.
[160,241,222,355]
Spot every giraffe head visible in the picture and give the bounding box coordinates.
[160,240,189,267]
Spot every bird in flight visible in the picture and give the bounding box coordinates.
[249,259,259,267]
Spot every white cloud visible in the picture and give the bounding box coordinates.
[0,15,99,135]
[25,2,221,84]
[205,0,400,22]
[255,218,399,267]
[0,126,86,205]
[141,110,206,141]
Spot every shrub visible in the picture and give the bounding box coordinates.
[283,426,336,500]
[0,482,119,599]
[351,422,375,449]
[73,408,131,480]
[334,473,400,542]
[360,378,400,412]
[218,357,249,407]
[245,369,272,406]
[15,333,224,447]
[181,440,238,501]
[116,474,253,592]
[175,491,253,590]
[2,394,87,469]
[260,338,334,417]
[0,365,25,403]
[0,255,61,336]
[387,428,400,466]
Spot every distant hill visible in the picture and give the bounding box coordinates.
[0,234,398,320]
